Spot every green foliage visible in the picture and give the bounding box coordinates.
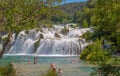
[0,0,64,57]
[57,2,86,15]
[80,39,110,63]
[0,0,64,32]
[83,20,88,28]
[80,31,93,42]
[50,10,68,24]
[80,39,102,59]
[86,51,110,63]
[61,26,69,35]
[80,46,92,59]
[91,0,120,52]
[106,57,120,65]
[39,19,53,28]
[0,63,16,76]
[2,36,8,43]
[90,64,120,76]
[43,70,57,76]
[72,0,96,27]
[77,0,120,54]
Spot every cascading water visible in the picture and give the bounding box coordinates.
[0,24,92,56]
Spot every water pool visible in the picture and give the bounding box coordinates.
[0,55,95,76]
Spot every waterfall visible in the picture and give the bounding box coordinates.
[0,24,92,56]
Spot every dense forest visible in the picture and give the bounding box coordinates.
[57,2,86,15]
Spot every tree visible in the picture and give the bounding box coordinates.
[72,0,96,27]
[0,0,63,58]
[93,0,120,51]
[80,39,110,64]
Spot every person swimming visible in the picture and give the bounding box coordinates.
[58,68,63,76]
[50,63,56,72]
[34,56,38,64]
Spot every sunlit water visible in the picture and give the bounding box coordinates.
[0,55,95,76]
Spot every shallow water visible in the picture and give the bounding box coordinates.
[0,55,95,76]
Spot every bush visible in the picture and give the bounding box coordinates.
[86,51,110,62]
[80,40,102,60]
[43,70,57,76]
[80,48,91,60]
[0,63,16,76]
[80,39,111,63]
[90,64,120,76]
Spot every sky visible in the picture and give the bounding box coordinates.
[62,0,88,4]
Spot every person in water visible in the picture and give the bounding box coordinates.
[58,68,63,76]
[34,56,38,64]
[50,63,56,72]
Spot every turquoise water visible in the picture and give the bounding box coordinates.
[0,55,95,76]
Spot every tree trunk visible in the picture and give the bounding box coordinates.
[0,32,12,58]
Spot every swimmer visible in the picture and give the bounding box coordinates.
[50,63,56,72]
[58,68,63,76]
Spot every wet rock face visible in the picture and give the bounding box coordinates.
[1,24,91,55]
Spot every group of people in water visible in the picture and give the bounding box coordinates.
[26,56,80,76]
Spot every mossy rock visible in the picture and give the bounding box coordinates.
[70,24,77,28]
[36,28,43,32]
[54,33,61,38]
[34,40,40,49]
[34,38,41,52]
[25,30,29,34]
[2,36,8,43]
[40,34,44,39]
[61,27,69,35]
[34,34,44,49]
